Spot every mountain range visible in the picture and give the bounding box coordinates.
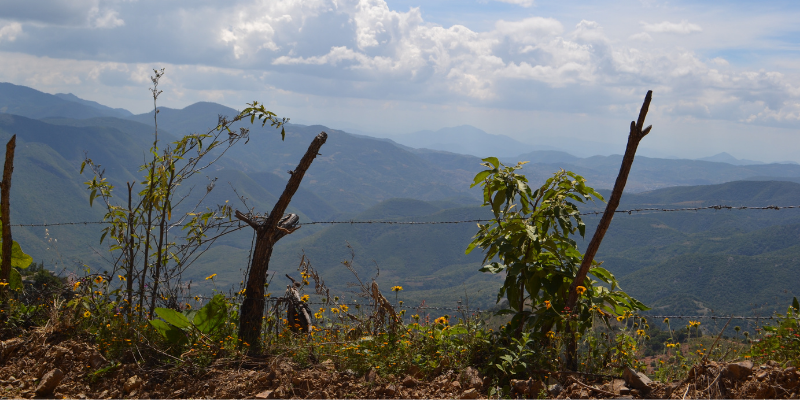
[0,81,799,317]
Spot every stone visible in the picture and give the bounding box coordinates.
[291,376,304,386]
[88,352,107,369]
[255,390,274,399]
[383,384,398,396]
[124,375,144,393]
[451,381,462,391]
[308,390,329,399]
[365,368,378,383]
[0,337,24,360]
[510,379,527,394]
[402,375,418,387]
[320,359,335,370]
[609,379,628,395]
[35,368,65,396]
[547,383,563,397]
[460,388,480,399]
[727,360,754,380]
[756,370,769,380]
[623,367,652,392]
[407,364,424,379]
[461,367,483,390]
[511,379,543,396]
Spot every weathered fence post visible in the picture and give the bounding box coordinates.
[564,91,653,370]
[0,135,16,291]
[237,131,327,352]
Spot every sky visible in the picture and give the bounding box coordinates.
[0,0,799,161]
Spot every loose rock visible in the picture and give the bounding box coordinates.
[460,387,480,399]
[124,375,143,393]
[35,368,65,396]
[461,366,483,389]
[727,360,754,380]
[623,366,652,392]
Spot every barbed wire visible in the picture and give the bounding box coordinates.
[12,221,108,227]
[12,204,800,227]
[646,315,776,321]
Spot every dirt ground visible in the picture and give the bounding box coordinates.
[1,332,798,399]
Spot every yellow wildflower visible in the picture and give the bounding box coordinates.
[300,294,309,302]
[340,304,349,312]
[636,329,645,336]
[94,276,104,284]
[118,275,126,281]
[391,286,403,292]
[83,311,91,318]
[544,300,552,309]
[205,274,217,280]
[576,286,587,295]
[546,331,555,339]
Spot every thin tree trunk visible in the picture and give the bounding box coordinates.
[126,182,135,317]
[237,131,327,352]
[563,90,653,370]
[0,135,15,289]
[149,160,176,315]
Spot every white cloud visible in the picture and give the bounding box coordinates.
[641,19,702,34]
[629,32,653,42]
[0,22,22,42]
[1,0,799,141]
[89,7,124,28]
[493,0,535,7]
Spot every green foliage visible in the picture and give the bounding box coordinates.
[747,298,800,364]
[79,69,286,318]
[466,159,646,339]
[149,294,228,345]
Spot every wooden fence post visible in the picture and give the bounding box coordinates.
[236,131,327,353]
[0,135,16,291]
[564,91,653,370]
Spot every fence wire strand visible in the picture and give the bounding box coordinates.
[11,204,800,227]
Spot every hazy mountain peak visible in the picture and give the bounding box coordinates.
[698,152,765,166]
[54,93,133,117]
[391,125,559,158]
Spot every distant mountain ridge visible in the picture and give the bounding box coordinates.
[0,83,799,314]
[0,82,130,120]
[54,93,133,118]
[390,125,560,158]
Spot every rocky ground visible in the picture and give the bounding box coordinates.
[1,333,798,399]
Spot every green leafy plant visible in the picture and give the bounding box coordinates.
[0,213,34,290]
[467,158,647,342]
[80,68,286,320]
[149,294,228,346]
[747,297,800,364]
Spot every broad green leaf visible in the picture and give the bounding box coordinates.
[793,297,799,312]
[481,157,500,169]
[589,266,614,284]
[154,307,191,329]
[194,294,227,334]
[149,319,187,344]
[471,170,491,187]
[9,267,22,290]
